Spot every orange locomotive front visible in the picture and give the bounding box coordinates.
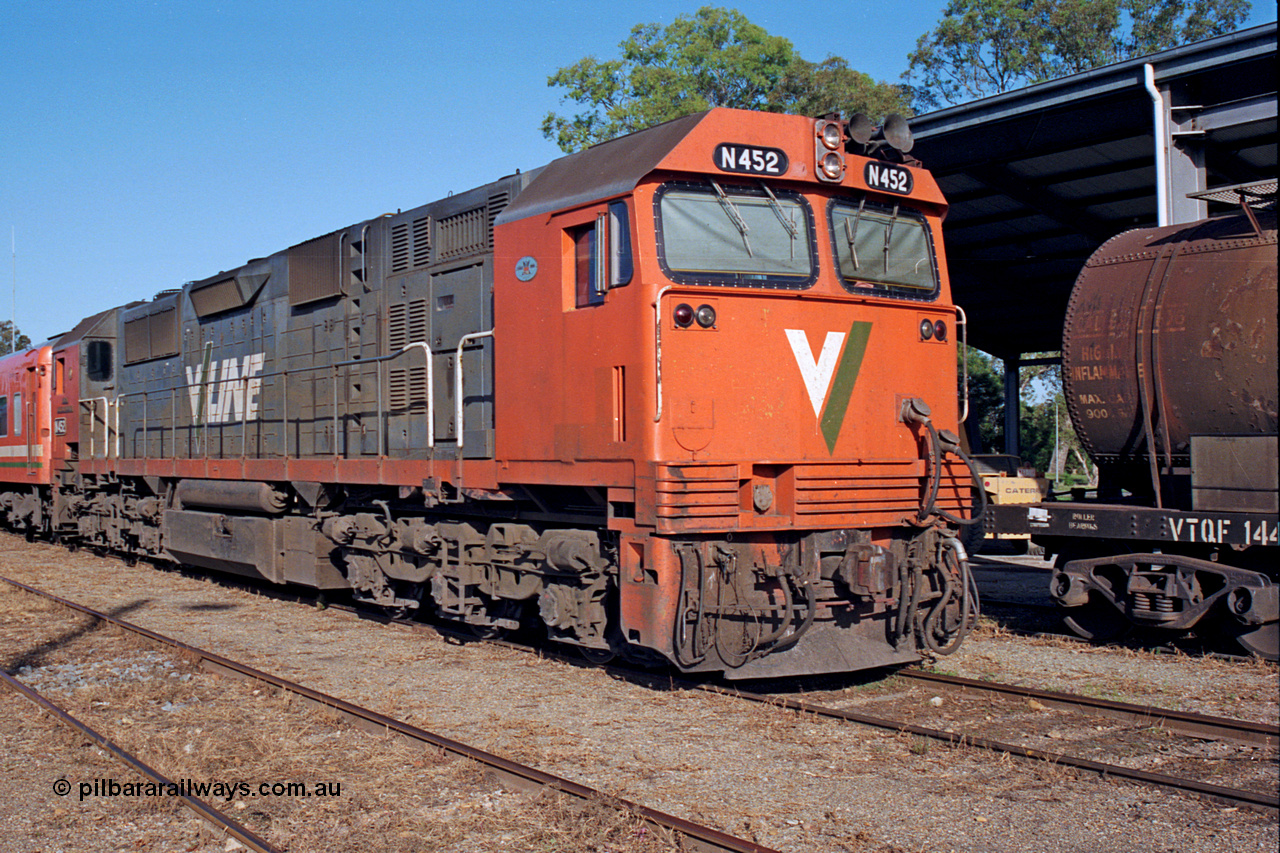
[492,109,978,675]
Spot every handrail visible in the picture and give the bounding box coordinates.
[80,397,110,460]
[106,342,438,462]
[653,285,674,423]
[454,331,493,451]
[955,305,969,424]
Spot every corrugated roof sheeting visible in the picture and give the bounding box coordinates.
[910,24,1277,358]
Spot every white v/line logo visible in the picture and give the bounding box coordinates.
[785,329,846,419]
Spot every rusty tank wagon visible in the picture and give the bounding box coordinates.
[1041,185,1278,658]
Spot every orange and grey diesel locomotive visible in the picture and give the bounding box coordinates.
[0,108,981,677]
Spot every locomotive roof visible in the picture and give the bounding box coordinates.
[494,111,711,226]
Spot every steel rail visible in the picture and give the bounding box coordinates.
[0,670,280,853]
[220,585,1280,812]
[898,668,1279,748]
[695,681,1279,813]
[317,605,1280,813]
[0,575,778,853]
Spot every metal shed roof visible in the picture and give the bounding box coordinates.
[909,23,1277,359]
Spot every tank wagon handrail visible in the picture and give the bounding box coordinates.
[108,342,438,462]
[454,331,493,451]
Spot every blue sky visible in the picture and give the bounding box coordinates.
[3,1,1274,345]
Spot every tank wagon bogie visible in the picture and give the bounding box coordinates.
[1,108,984,677]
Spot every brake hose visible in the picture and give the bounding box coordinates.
[901,398,987,527]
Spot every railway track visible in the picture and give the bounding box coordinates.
[1,668,280,852]
[706,679,1278,814]
[896,669,1278,748]
[318,593,1279,813]
[201,572,1280,813]
[0,575,778,853]
[7,550,1276,821]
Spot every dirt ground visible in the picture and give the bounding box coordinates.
[1,533,1276,853]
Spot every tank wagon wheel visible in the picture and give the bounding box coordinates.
[1230,622,1279,662]
[1061,594,1131,643]
[1199,614,1279,662]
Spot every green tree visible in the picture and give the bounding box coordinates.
[904,0,1251,110]
[963,348,1006,453]
[0,320,29,354]
[542,6,909,152]
[962,349,1095,486]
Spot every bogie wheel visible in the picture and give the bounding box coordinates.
[1200,614,1279,661]
[1232,622,1279,661]
[1061,593,1131,643]
[578,645,616,665]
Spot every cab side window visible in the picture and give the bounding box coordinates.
[86,340,113,383]
[0,397,7,438]
[574,201,633,308]
[11,392,19,436]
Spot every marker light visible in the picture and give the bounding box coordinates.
[695,304,717,328]
[674,303,695,327]
[934,320,948,341]
[919,318,934,340]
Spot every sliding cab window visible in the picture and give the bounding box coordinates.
[0,396,6,438]
[655,182,816,289]
[829,198,939,300]
[574,201,633,308]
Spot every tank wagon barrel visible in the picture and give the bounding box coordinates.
[0,108,986,677]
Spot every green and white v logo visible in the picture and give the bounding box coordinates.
[785,322,872,454]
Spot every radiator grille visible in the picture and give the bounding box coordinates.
[412,216,432,268]
[438,208,488,260]
[652,461,968,531]
[388,299,431,411]
[391,215,433,274]
[391,223,410,273]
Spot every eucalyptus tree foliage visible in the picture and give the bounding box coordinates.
[0,320,29,355]
[542,6,909,152]
[904,0,1251,110]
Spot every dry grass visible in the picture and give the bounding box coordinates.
[0,586,688,852]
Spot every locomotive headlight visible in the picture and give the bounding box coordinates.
[673,303,695,328]
[695,304,716,328]
[919,318,934,340]
[820,152,844,180]
[820,121,843,150]
[934,320,948,341]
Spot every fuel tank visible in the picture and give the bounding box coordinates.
[1061,209,1277,474]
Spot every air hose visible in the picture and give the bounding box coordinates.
[900,398,987,527]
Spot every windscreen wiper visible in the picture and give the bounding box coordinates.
[758,181,799,253]
[843,197,866,270]
[882,203,899,275]
[710,179,753,257]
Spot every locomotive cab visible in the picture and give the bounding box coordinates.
[492,109,978,676]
